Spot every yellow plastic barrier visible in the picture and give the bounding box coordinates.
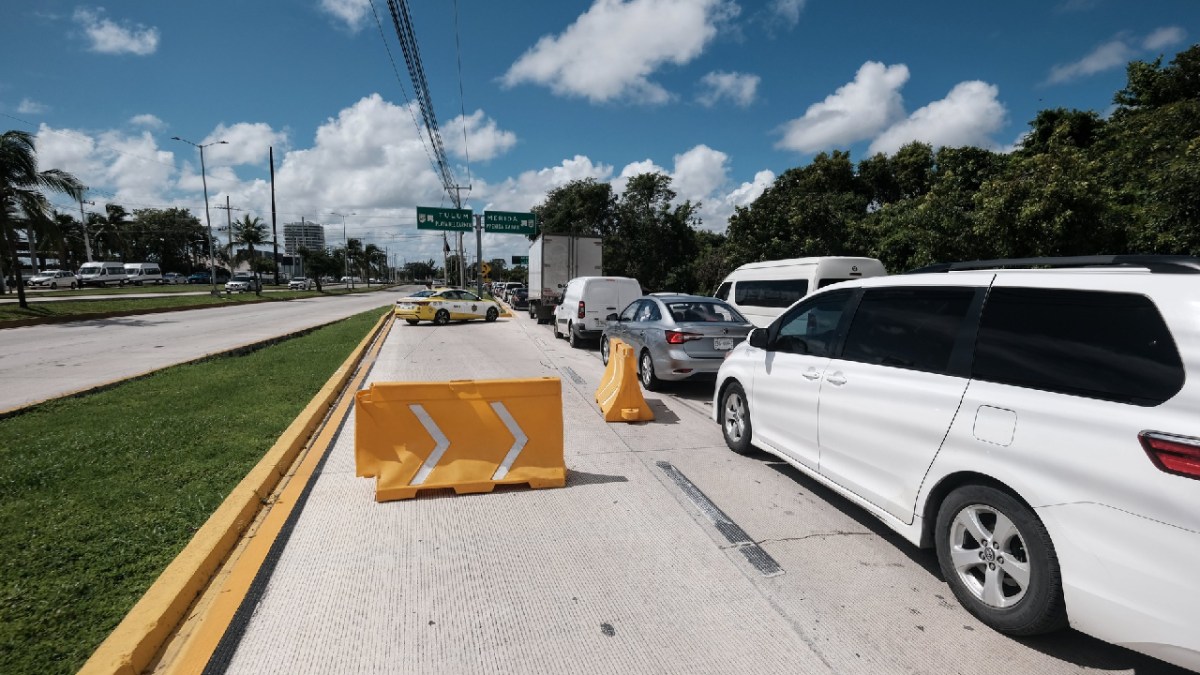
[596,342,655,423]
[595,337,625,403]
[355,377,565,501]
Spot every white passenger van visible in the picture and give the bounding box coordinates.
[554,276,642,348]
[78,261,128,287]
[123,262,163,286]
[714,256,886,327]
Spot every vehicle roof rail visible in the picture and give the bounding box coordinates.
[906,255,1200,275]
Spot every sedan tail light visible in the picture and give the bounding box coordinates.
[664,330,703,344]
[1139,431,1200,481]
[577,300,586,319]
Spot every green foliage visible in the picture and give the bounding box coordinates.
[607,173,699,292]
[297,247,342,291]
[0,308,386,674]
[530,178,616,239]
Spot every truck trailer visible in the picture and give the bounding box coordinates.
[526,234,603,324]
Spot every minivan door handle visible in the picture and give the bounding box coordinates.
[802,368,821,381]
[825,371,847,386]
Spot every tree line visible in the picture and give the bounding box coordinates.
[530,45,1200,293]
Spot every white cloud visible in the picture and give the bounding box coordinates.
[1143,26,1186,51]
[1046,39,1135,84]
[129,114,165,130]
[443,110,518,162]
[697,71,760,107]
[769,0,806,27]
[200,123,289,167]
[671,145,728,202]
[36,124,176,206]
[18,98,48,114]
[73,8,159,56]
[724,169,774,210]
[776,61,909,153]
[501,0,738,104]
[868,81,1007,156]
[319,0,371,31]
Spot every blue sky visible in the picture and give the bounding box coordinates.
[1,0,1196,265]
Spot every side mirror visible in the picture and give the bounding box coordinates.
[606,313,619,321]
[748,328,769,349]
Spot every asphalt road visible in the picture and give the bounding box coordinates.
[198,308,1187,675]
[0,286,410,412]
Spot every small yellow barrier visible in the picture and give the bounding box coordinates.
[355,377,565,501]
[595,341,654,423]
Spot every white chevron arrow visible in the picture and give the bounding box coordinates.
[407,402,528,485]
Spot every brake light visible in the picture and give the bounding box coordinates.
[665,330,703,344]
[577,301,586,319]
[1139,431,1200,480]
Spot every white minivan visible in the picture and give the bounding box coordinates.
[78,261,128,287]
[554,276,642,348]
[714,256,886,327]
[123,262,163,286]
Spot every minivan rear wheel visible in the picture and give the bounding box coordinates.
[935,485,1067,636]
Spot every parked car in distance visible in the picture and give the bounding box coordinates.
[510,287,529,309]
[162,272,186,284]
[713,255,1200,672]
[188,269,231,284]
[288,277,313,290]
[78,261,127,287]
[714,256,886,328]
[225,273,262,293]
[123,262,163,285]
[394,288,500,325]
[603,294,753,390]
[26,269,78,289]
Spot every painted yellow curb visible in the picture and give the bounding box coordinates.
[78,310,394,675]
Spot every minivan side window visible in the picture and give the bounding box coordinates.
[774,290,853,356]
[973,288,1184,406]
[714,282,731,301]
[735,279,809,308]
[840,287,975,375]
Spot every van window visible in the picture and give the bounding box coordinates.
[714,282,731,301]
[775,290,853,356]
[817,277,854,289]
[973,288,1184,406]
[841,287,975,375]
[735,279,809,308]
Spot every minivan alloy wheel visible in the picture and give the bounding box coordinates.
[719,382,753,455]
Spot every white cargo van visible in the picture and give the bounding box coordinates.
[714,256,886,327]
[123,262,163,285]
[78,261,128,287]
[554,276,642,348]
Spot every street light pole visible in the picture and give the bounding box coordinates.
[172,136,227,296]
[331,211,355,290]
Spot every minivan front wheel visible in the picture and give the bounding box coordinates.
[719,382,753,455]
[935,485,1067,636]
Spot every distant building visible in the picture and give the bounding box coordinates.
[283,221,326,255]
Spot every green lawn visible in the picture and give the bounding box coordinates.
[0,307,387,674]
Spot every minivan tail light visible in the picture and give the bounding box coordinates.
[1139,431,1200,480]
[577,301,586,319]
[665,330,703,344]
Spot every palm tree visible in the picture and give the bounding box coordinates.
[0,130,82,308]
[362,243,383,286]
[233,215,268,292]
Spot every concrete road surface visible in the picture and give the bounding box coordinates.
[197,310,1186,675]
[0,287,409,412]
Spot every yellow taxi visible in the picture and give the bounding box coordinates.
[394,288,501,325]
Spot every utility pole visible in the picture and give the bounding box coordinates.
[474,214,483,297]
[217,196,234,266]
[449,184,471,289]
[78,193,94,262]
[270,146,280,285]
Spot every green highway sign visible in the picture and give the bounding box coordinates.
[484,210,536,235]
[511,255,529,265]
[416,206,473,231]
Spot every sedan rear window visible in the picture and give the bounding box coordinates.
[665,302,745,323]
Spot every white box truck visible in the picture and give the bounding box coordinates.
[527,234,603,324]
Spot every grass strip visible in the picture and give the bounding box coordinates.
[0,307,387,674]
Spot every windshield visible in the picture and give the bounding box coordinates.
[79,265,101,274]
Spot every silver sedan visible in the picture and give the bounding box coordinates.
[601,294,754,391]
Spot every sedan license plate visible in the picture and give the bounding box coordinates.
[714,338,735,351]
[398,303,415,310]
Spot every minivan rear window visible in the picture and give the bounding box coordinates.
[734,279,809,308]
[973,288,1184,406]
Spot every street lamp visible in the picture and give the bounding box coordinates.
[331,211,355,290]
[172,136,227,296]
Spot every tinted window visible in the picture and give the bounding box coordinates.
[714,282,731,301]
[841,287,975,375]
[817,277,853,289]
[666,301,745,323]
[973,288,1183,406]
[633,300,661,322]
[619,301,639,321]
[774,290,853,356]
[735,279,809,308]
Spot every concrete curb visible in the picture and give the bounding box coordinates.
[77,310,393,675]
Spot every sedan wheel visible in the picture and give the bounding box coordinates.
[719,382,753,455]
[638,351,661,391]
[600,337,610,365]
[49,282,57,289]
[433,309,451,326]
[485,307,499,322]
[935,485,1067,636]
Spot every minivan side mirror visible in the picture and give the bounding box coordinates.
[748,328,769,349]
[606,313,619,321]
